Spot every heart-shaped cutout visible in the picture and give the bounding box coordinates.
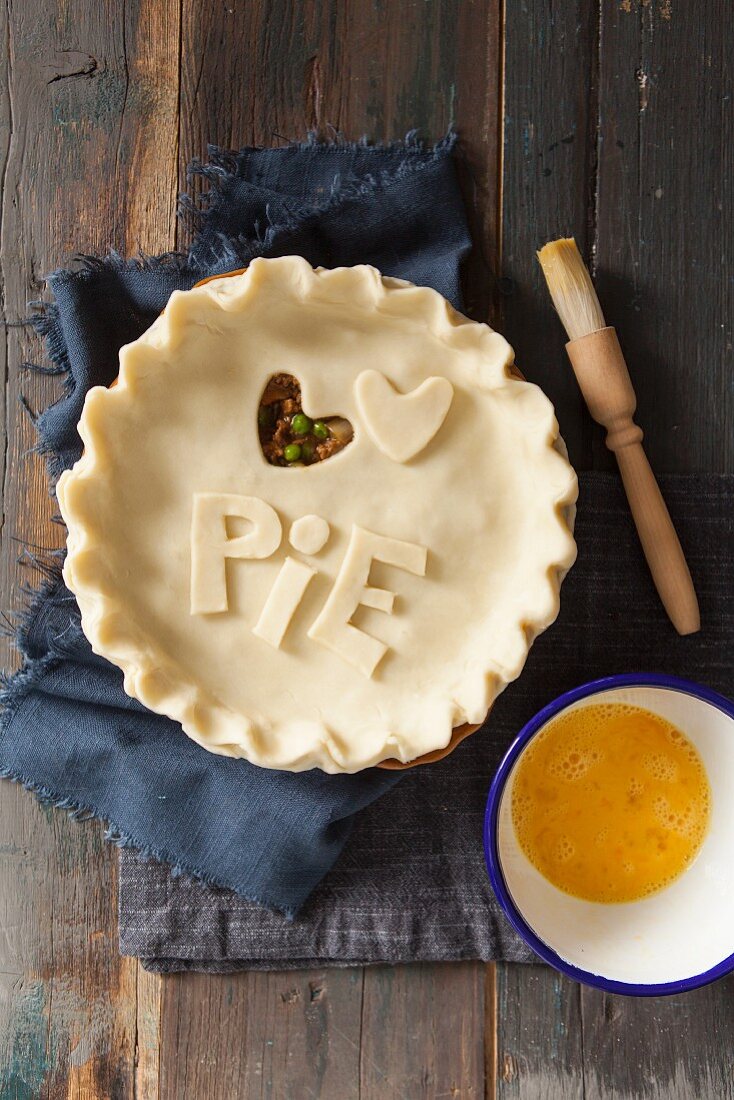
[258,374,354,467]
[354,370,454,463]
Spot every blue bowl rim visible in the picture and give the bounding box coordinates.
[483,672,734,997]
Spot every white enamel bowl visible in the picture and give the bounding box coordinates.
[484,674,734,995]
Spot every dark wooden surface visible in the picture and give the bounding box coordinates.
[0,0,732,1096]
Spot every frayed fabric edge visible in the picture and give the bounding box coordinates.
[0,763,299,920]
[186,129,455,194]
[46,248,194,288]
[26,301,76,473]
[0,559,302,917]
[0,559,65,665]
[183,131,458,262]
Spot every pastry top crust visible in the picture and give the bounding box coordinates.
[57,257,578,773]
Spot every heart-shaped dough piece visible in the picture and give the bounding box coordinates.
[354,370,454,463]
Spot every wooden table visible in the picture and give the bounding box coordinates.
[1,1,732,1096]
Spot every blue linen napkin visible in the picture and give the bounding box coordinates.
[0,136,472,917]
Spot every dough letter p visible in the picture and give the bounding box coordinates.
[190,493,282,614]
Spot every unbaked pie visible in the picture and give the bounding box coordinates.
[57,257,577,773]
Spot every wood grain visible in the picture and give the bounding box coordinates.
[497,966,734,1100]
[359,962,487,1098]
[499,0,599,472]
[498,0,734,1096]
[580,979,734,1100]
[176,0,501,317]
[0,0,178,1095]
[136,964,163,1099]
[579,0,734,1083]
[1,0,733,1096]
[159,969,363,1099]
[594,0,733,475]
[495,966,583,1100]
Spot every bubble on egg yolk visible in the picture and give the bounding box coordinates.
[511,703,711,904]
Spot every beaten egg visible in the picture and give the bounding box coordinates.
[511,703,711,903]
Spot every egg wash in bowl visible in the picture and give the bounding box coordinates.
[511,702,711,904]
[489,676,734,992]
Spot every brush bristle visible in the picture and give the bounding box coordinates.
[537,238,606,341]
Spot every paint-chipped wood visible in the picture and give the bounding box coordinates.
[495,966,583,1100]
[0,1,178,1095]
[0,800,139,1098]
[580,978,734,1100]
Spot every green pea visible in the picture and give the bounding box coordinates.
[301,439,316,463]
[284,443,302,463]
[291,412,313,436]
[313,420,329,441]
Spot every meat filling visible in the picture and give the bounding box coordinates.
[258,374,353,466]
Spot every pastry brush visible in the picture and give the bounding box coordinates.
[537,237,700,636]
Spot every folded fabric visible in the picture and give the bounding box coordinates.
[117,473,734,971]
[0,136,472,917]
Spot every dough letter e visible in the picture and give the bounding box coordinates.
[191,493,282,614]
[308,525,427,677]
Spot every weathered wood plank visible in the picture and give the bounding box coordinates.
[495,5,597,1088]
[594,0,734,475]
[499,0,599,472]
[159,969,363,1099]
[498,968,734,1100]
[453,0,503,324]
[495,966,583,1100]
[359,962,488,1099]
[115,0,181,255]
[0,806,138,1099]
[0,0,178,1094]
[136,964,163,1100]
[580,978,734,1100]
[485,964,498,1100]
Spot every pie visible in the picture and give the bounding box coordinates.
[57,257,577,773]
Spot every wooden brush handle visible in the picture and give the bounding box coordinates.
[566,327,700,636]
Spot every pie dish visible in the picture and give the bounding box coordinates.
[56,257,578,773]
